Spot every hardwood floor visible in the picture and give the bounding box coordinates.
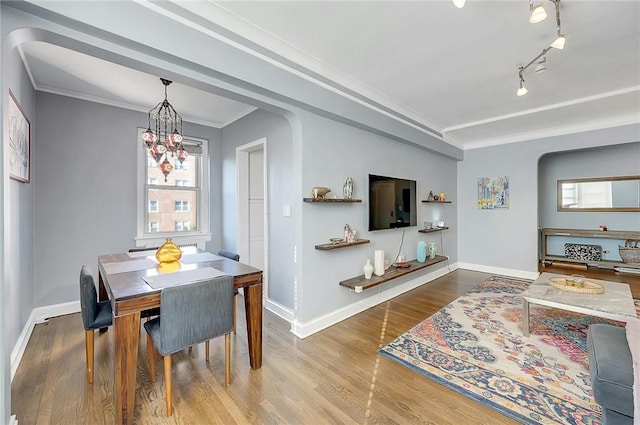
[11,268,639,424]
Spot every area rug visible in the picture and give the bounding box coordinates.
[379,275,635,425]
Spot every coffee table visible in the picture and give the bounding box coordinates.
[522,272,637,336]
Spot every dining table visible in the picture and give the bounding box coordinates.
[97,247,263,425]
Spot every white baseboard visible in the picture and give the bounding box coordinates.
[9,262,533,380]
[9,415,17,425]
[11,301,80,381]
[265,298,294,322]
[290,263,456,339]
[457,262,539,281]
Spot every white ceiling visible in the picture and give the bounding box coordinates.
[18,0,640,150]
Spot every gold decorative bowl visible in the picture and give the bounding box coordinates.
[155,238,182,264]
[548,277,604,294]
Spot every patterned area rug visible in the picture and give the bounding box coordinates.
[379,275,635,425]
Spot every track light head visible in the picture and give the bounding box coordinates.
[534,55,547,73]
[529,4,548,23]
[550,34,567,49]
[517,71,528,96]
[452,0,466,8]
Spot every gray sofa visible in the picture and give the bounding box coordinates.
[587,324,634,425]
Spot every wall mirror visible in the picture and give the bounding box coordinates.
[557,175,640,212]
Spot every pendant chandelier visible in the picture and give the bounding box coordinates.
[141,78,187,181]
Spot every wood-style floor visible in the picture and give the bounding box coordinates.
[11,268,640,424]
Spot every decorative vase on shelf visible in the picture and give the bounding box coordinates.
[343,177,353,199]
[374,250,385,276]
[155,238,182,264]
[417,241,427,263]
[363,259,374,279]
[428,242,437,259]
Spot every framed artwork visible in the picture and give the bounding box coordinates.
[8,89,31,183]
[478,176,509,209]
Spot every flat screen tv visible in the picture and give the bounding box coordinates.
[368,174,417,231]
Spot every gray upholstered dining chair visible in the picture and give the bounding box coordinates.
[218,250,240,333]
[79,265,113,384]
[144,275,234,416]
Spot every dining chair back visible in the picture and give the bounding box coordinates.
[144,275,234,416]
[218,250,240,333]
[218,250,240,262]
[79,265,113,384]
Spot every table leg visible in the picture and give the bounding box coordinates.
[113,312,141,425]
[522,299,530,337]
[243,282,263,369]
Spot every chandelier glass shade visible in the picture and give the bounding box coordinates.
[142,78,187,182]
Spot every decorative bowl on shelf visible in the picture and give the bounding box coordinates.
[329,237,344,244]
[548,276,604,294]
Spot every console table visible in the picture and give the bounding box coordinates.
[541,228,640,270]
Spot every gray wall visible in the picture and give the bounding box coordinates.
[538,142,640,261]
[458,125,640,274]
[2,18,38,422]
[221,109,295,310]
[538,142,640,229]
[297,111,457,323]
[34,93,222,307]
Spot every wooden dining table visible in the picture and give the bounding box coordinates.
[97,247,263,425]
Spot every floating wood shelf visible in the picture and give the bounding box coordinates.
[422,200,452,204]
[418,227,449,233]
[315,239,370,250]
[340,256,448,292]
[303,198,362,203]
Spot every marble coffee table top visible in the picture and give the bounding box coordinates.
[523,272,637,321]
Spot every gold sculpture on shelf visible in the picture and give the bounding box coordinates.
[312,186,331,199]
[155,238,182,264]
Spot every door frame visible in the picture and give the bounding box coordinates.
[236,138,268,301]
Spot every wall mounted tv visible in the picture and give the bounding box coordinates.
[368,174,417,231]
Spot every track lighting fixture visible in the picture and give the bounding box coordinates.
[516,0,569,96]
[529,2,548,23]
[452,0,466,8]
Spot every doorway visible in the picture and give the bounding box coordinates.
[236,138,268,300]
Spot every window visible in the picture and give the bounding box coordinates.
[174,159,189,171]
[174,200,190,212]
[136,129,210,247]
[175,220,191,232]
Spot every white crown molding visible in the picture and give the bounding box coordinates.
[220,106,259,128]
[143,1,445,141]
[443,86,640,135]
[462,113,640,150]
[33,84,236,129]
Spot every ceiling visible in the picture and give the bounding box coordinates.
[18,1,640,150]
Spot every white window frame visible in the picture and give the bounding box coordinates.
[174,200,190,212]
[148,199,158,212]
[148,221,159,233]
[136,128,211,248]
